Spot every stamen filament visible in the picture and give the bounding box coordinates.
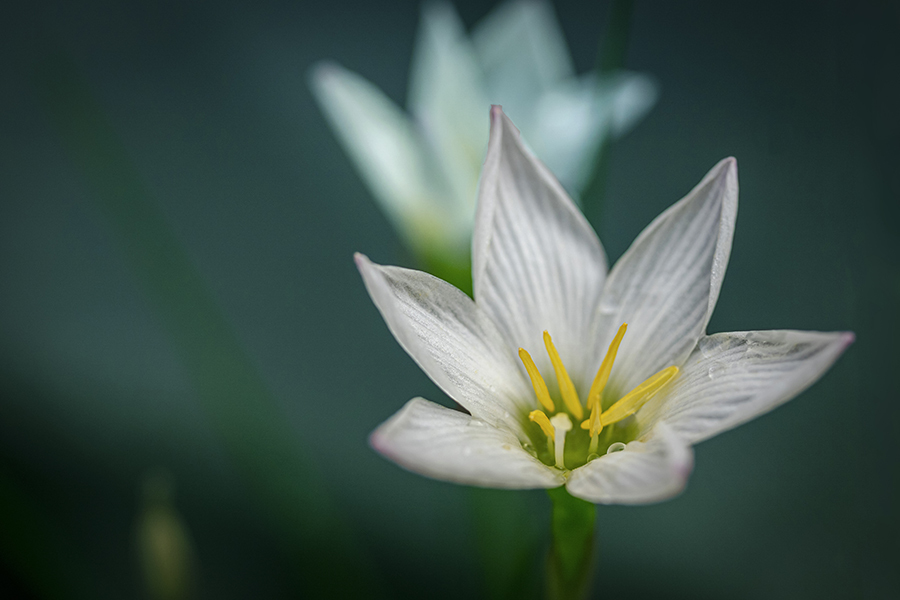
[543,331,583,420]
[587,323,627,410]
[550,413,573,469]
[601,366,679,425]
[519,348,555,412]
[528,410,555,440]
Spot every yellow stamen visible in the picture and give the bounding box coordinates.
[543,331,583,420]
[586,323,627,411]
[601,366,679,425]
[528,410,555,441]
[580,401,603,437]
[519,348,555,412]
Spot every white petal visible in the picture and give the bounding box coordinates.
[309,62,460,253]
[371,398,564,488]
[566,422,693,504]
[471,0,575,122]
[528,77,611,193]
[638,330,854,444]
[472,107,607,384]
[529,72,658,193]
[408,2,488,211]
[607,72,660,138]
[583,158,738,395]
[356,254,533,436]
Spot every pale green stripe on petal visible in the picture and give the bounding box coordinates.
[371,398,565,489]
[638,330,854,444]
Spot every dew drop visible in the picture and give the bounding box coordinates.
[606,442,626,454]
[586,453,600,462]
[707,363,725,379]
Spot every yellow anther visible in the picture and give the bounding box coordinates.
[601,366,679,425]
[543,331,583,420]
[519,348,555,412]
[582,401,603,437]
[587,323,627,411]
[529,410,555,440]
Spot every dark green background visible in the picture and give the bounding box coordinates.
[1,1,897,598]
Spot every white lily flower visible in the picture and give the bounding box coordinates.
[356,106,853,504]
[312,0,658,264]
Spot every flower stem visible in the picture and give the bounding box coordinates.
[545,487,596,600]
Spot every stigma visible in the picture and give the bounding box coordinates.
[519,325,679,469]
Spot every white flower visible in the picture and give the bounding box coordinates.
[355,106,853,504]
[312,0,658,264]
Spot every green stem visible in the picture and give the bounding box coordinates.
[470,489,542,600]
[545,487,596,600]
[581,0,636,230]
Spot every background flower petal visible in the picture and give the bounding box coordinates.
[638,330,854,444]
[528,72,658,193]
[371,398,565,489]
[356,254,532,436]
[408,1,488,213]
[472,107,607,386]
[309,62,460,253]
[471,0,574,123]
[583,158,738,396]
[565,421,693,504]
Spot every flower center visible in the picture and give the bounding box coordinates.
[519,324,679,470]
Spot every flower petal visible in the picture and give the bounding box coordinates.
[309,62,460,253]
[529,72,658,192]
[566,421,693,504]
[606,72,660,138]
[583,158,738,396]
[637,330,854,444]
[472,107,607,384]
[408,1,488,212]
[471,0,574,122]
[356,253,533,436]
[371,398,564,489]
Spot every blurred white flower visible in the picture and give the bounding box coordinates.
[356,107,853,504]
[311,0,658,264]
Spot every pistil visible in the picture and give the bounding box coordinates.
[550,413,572,469]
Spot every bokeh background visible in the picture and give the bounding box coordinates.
[1,0,898,598]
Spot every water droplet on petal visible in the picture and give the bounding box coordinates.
[586,453,600,462]
[708,363,725,379]
[606,442,626,454]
